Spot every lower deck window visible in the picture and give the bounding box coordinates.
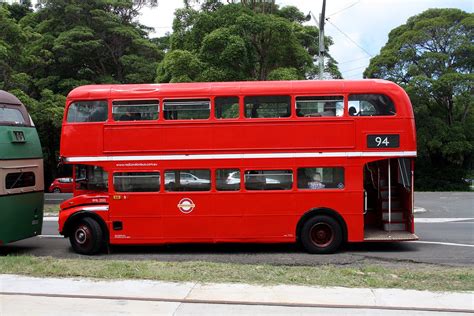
[216,169,240,191]
[244,170,293,190]
[5,172,35,189]
[75,165,108,191]
[165,170,211,191]
[297,167,344,189]
[114,172,160,192]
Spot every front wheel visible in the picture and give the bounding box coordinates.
[69,217,105,255]
[300,215,343,254]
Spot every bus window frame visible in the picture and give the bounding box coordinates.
[243,95,292,120]
[213,96,241,121]
[347,93,398,118]
[111,99,160,123]
[65,99,111,124]
[294,94,346,119]
[162,98,212,122]
[112,170,161,193]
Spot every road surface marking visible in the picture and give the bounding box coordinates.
[414,218,474,223]
[38,235,62,238]
[414,241,474,248]
[43,217,58,222]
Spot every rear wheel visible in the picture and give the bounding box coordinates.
[69,217,105,255]
[300,215,342,254]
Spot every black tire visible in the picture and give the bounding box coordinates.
[69,217,105,255]
[53,188,61,193]
[300,215,343,254]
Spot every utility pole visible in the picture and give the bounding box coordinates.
[309,0,326,80]
[318,0,326,79]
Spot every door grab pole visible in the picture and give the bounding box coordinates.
[388,159,391,235]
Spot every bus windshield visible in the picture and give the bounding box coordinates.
[75,164,108,192]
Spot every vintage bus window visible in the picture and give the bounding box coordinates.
[112,100,159,121]
[348,94,396,116]
[67,100,108,122]
[216,169,240,191]
[5,172,35,189]
[75,165,108,191]
[114,172,160,192]
[215,97,239,119]
[0,107,26,125]
[297,167,345,190]
[163,99,210,120]
[244,170,293,190]
[296,96,344,117]
[244,96,291,118]
[165,170,210,191]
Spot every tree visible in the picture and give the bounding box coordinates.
[25,0,163,95]
[364,8,473,190]
[1,1,165,185]
[157,2,341,83]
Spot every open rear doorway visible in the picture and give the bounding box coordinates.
[363,158,418,241]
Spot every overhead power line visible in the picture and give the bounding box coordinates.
[325,19,373,58]
[327,1,360,17]
[338,56,369,65]
[340,64,368,74]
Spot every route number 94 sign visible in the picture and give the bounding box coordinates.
[367,134,400,148]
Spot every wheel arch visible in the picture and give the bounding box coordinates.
[296,207,348,243]
[62,211,109,242]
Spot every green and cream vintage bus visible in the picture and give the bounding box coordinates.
[0,90,43,245]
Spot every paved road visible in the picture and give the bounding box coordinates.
[2,192,473,267]
[44,193,72,204]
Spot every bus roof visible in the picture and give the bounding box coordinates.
[67,80,404,100]
[0,90,24,106]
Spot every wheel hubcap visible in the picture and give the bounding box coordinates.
[75,226,89,245]
[310,223,334,248]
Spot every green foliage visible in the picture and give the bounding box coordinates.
[267,67,300,80]
[157,3,341,83]
[364,8,473,190]
[0,0,164,184]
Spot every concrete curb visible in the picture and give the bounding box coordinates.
[1,274,472,312]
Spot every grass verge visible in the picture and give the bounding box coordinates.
[0,255,472,292]
[43,205,59,215]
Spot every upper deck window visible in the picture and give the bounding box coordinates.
[296,96,344,117]
[163,99,210,120]
[348,94,396,116]
[244,96,291,118]
[67,100,108,122]
[0,106,26,125]
[112,100,159,121]
[215,97,239,119]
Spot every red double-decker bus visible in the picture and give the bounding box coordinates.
[58,80,417,255]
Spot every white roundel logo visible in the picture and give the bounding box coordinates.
[177,198,195,214]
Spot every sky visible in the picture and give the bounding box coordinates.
[139,0,473,79]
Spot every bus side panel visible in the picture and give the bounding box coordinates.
[161,193,215,241]
[242,191,296,240]
[0,192,43,244]
[101,121,356,154]
[61,124,104,157]
[109,193,163,242]
[212,192,244,240]
[294,190,365,242]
